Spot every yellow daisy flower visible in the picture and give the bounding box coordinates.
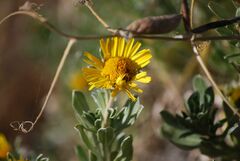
[0,133,11,158]
[82,37,152,101]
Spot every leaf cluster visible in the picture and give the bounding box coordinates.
[72,90,143,161]
[208,1,240,74]
[161,75,240,161]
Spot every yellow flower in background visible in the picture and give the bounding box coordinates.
[0,133,11,158]
[228,87,240,108]
[83,37,152,101]
[69,72,88,91]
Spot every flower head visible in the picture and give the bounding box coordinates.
[0,133,11,158]
[83,37,152,101]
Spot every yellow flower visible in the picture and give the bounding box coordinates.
[82,37,152,101]
[69,72,88,91]
[228,87,240,108]
[0,133,11,158]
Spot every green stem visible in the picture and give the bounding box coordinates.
[102,95,114,128]
[103,142,111,161]
[191,39,240,118]
[101,94,113,161]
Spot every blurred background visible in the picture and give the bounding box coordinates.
[0,0,238,161]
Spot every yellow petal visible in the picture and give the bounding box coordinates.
[116,74,125,85]
[117,37,125,57]
[137,76,151,83]
[140,60,151,68]
[135,54,152,67]
[129,82,137,87]
[89,84,95,90]
[129,42,141,58]
[132,87,143,93]
[131,49,151,61]
[82,67,100,75]
[124,89,136,101]
[123,38,134,58]
[100,39,107,58]
[104,38,111,60]
[135,72,147,79]
[84,52,103,69]
[111,37,118,57]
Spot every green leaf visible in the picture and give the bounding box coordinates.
[89,151,98,161]
[94,119,102,129]
[193,75,207,95]
[115,133,126,151]
[193,75,208,104]
[75,125,93,150]
[114,136,133,161]
[83,112,96,126]
[160,111,181,128]
[161,123,202,150]
[216,27,239,46]
[111,151,118,161]
[123,98,143,126]
[75,145,88,161]
[120,136,133,160]
[7,153,15,161]
[223,102,239,127]
[112,98,143,132]
[216,27,233,36]
[91,89,109,109]
[224,53,240,63]
[200,140,227,157]
[72,91,89,115]
[208,1,232,19]
[97,127,114,146]
[187,92,200,114]
[204,87,214,107]
[236,7,240,16]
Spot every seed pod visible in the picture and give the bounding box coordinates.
[126,14,182,34]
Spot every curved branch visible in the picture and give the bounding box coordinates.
[0,10,113,40]
[10,39,76,133]
[1,11,240,42]
[190,36,240,118]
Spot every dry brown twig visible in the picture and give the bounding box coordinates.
[180,0,240,118]
[190,36,240,117]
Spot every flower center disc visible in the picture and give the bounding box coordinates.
[101,57,138,82]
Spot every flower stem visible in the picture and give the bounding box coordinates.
[102,95,114,128]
